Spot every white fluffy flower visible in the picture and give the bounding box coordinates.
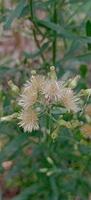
[18,109,39,132]
[19,85,37,109]
[31,75,45,92]
[42,80,63,102]
[60,88,79,112]
[18,72,80,133]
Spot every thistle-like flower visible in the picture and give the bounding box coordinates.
[85,104,91,117]
[81,124,91,138]
[42,79,63,102]
[60,88,79,112]
[31,75,45,93]
[19,85,37,109]
[18,109,39,132]
[18,69,80,133]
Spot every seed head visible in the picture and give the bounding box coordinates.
[18,109,39,132]
[60,88,79,112]
[19,85,37,109]
[43,80,61,102]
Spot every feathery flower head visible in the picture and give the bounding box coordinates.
[18,73,45,109]
[18,109,39,132]
[19,87,37,109]
[60,88,79,112]
[42,79,61,102]
[31,74,45,93]
[85,104,91,117]
[18,69,81,133]
[81,124,91,139]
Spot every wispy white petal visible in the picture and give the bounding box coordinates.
[18,109,39,132]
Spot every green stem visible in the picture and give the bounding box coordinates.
[29,0,46,64]
[0,0,4,14]
[33,28,46,63]
[52,2,57,65]
[29,0,43,36]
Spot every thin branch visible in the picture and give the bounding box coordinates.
[29,0,46,63]
[52,2,57,65]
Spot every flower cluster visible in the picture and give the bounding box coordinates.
[18,67,80,132]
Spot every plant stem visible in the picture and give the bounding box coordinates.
[52,2,57,65]
[33,28,46,62]
[29,0,43,36]
[29,0,46,64]
[0,0,4,14]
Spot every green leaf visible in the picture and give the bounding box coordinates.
[36,19,75,39]
[4,0,27,29]
[69,0,87,3]
[86,20,91,50]
[36,19,91,43]
[0,121,18,135]
[0,66,17,78]
[76,53,91,62]
[79,64,88,78]
[0,133,29,163]
[62,53,91,63]
[12,185,39,200]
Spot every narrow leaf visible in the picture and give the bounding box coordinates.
[4,0,27,29]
